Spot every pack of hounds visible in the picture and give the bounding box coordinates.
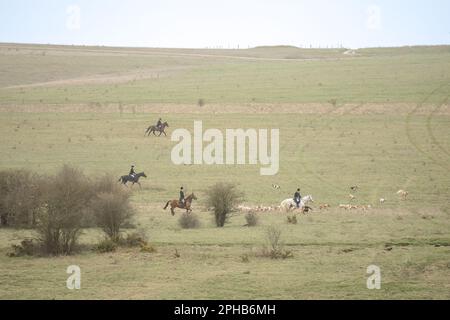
[122,117,410,215]
[237,185,409,214]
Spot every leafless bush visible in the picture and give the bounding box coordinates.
[260,226,293,260]
[245,212,259,227]
[89,175,134,241]
[205,182,244,227]
[37,165,94,255]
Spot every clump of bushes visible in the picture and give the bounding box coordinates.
[0,169,44,228]
[178,213,200,229]
[1,165,136,256]
[205,182,243,227]
[245,212,259,227]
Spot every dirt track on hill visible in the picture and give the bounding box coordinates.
[0,102,449,115]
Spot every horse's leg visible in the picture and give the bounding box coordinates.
[138,182,142,189]
[171,207,175,216]
[162,131,167,136]
[158,131,162,137]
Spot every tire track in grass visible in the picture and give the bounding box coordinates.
[405,84,450,171]
[296,103,365,193]
[280,103,349,193]
[426,96,450,159]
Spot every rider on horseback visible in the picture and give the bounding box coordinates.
[293,188,302,208]
[129,165,136,179]
[179,187,185,208]
[156,118,163,130]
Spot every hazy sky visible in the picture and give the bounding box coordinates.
[1,0,449,49]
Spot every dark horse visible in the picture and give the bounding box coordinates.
[145,122,169,137]
[163,193,197,216]
[118,172,147,188]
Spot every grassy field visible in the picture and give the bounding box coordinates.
[0,43,449,299]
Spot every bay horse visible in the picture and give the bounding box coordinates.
[145,122,169,137]
[163,193,198,216]
[118,172,147,188]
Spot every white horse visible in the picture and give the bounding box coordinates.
[280,195,314,212]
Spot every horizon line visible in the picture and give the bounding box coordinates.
[1,41,450,51]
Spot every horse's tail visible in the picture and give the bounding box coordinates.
[118,176,122,183]
[163,201,170,210]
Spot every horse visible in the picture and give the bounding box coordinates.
[163,193,198,216]
[280,195,314,212]
[118,172,147,188]
[145,122,169,137]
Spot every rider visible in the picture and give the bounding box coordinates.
[156,118,163,130]
[293,188,302,208]
[179,187,185,207]
[129,165,136,178]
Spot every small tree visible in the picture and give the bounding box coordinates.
[90,175,134,242]
[205,182,243,227]
[37,165,94,255]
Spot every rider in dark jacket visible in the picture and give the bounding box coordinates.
[293,188,302,208]
[156,118,162,130]
[129,165,136,178]
[179,187,185,207]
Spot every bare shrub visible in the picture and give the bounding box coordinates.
[206,182,243,227]
[261,226,293,260]
[198,98,205,107]
[90,175,134,241]
[0,170,44,228]
[245,212,259,227]
[37,165,94,255]
[178,213,200,229]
